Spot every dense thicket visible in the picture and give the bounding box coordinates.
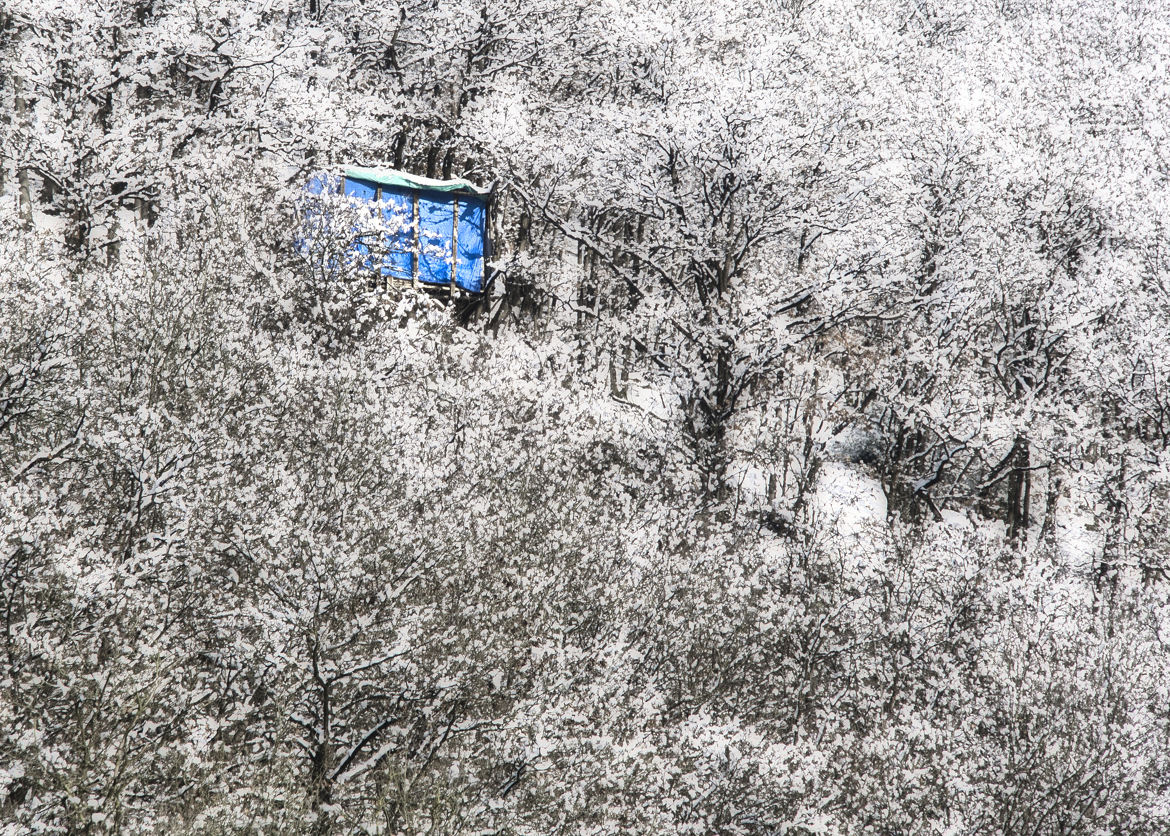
[3,1,1170,833]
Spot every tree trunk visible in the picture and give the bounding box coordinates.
[1005,435,1030,542]
[14,80,33,226]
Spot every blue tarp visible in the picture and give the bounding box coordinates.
[456,198,486,292]
[308,169,490,293]
[418,192,455,285]
[378,185,415,282]
[341,176,376,269]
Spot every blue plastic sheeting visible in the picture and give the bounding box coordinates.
[306,171,335,195]
[379,185,415,282]
[418,193,455,285]
[455,198,486,293]
[342,177,377,201]
[307,172,489,292]
[342,177,377,268]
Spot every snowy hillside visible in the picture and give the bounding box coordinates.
[3,1,1170,834]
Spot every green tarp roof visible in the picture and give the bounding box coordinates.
[344,166,490,197]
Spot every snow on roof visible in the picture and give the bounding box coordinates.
[343,166,491,197]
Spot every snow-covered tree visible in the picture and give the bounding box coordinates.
[4,0,1170,833]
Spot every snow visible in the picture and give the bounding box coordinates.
[814,461,887,534]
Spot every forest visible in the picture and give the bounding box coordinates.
[2,0,1170,833]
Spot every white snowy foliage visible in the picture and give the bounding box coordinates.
[2,0,1170,834]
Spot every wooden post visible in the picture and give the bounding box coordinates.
[412,190,420,289]
[374,186,384,290]
[450,197,459,295]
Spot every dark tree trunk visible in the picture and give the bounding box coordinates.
[1005,435,1030,541]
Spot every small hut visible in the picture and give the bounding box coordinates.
[310,167,492,294]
